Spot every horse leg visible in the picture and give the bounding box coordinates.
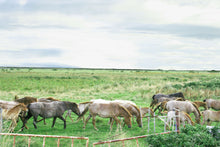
[83,114,91,129]
[33,115,38,129]
[52,117,57,128]
[68,113,74,123]
[112,116,121,131]
[58,116,66,129]
[92,115,98,131]
[21,111,32,131]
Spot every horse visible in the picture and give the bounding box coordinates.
[21,101,80,130]
[165,100,201,124]
[1,103,28,132]
[150,92,185,108]
[153,97,184,113]
[14,96,38,105]
[193,101,208,110]
[202,110,220,125]
[166,110,194,129]
[110,101,142,127]
[83,102,132,131]
[88,99,141,127]
[203,99,220,110]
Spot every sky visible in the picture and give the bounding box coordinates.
[0,0,220,70]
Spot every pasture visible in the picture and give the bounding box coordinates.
[0,68,219,146]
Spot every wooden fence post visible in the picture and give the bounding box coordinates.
[0,108,2,133]
[175,110,180,133]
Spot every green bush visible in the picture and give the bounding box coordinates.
[146,125,220,147]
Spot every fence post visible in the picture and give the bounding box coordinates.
[140,107,143,127]
[147,109,150,133]
[154,112,155,133]
[0,108,2,133]
[175,110,180,133]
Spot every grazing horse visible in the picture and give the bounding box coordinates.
[203,99,220,110]
[193,101,208,110]
[202,110,220,125]
[21,101,80,130]
[167,110,194,129]
[165,100,201,124]
[110,102,142,127]
[150,92,185,109]
[1,103,28,132]
[83,102,132,131]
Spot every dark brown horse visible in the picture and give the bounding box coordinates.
[14,96,38,105]
[21,101,80,130]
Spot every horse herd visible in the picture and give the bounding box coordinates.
[0,92,220,132]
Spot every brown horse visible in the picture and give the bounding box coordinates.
[193,101,208,110]
[202,110,220,125]
[110,102,142,127]
[1,103,28,132]
[83,102,132,131]
[14,96,38,105]
[203,99,220,110]
[165,100,201,124]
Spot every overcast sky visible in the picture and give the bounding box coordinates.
[0,0,220,70]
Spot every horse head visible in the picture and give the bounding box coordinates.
[69,102,80,116]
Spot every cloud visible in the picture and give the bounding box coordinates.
[125,24,220,40]
[0,0,219,70]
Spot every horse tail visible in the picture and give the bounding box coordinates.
[191,102,201,116]
[182,111,194,125]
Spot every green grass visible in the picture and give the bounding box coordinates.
[0,68,219,146]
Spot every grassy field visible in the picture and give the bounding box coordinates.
[0,68,219,146]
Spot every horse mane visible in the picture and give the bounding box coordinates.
[119,105,132,117]
[191,102,201,116]
[182,111,194,125]
[175,98,184,101]
[80,101,93,104]
[130,104,140,114]
[7,103,27,116]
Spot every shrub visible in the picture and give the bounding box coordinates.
[146,125,220,147]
